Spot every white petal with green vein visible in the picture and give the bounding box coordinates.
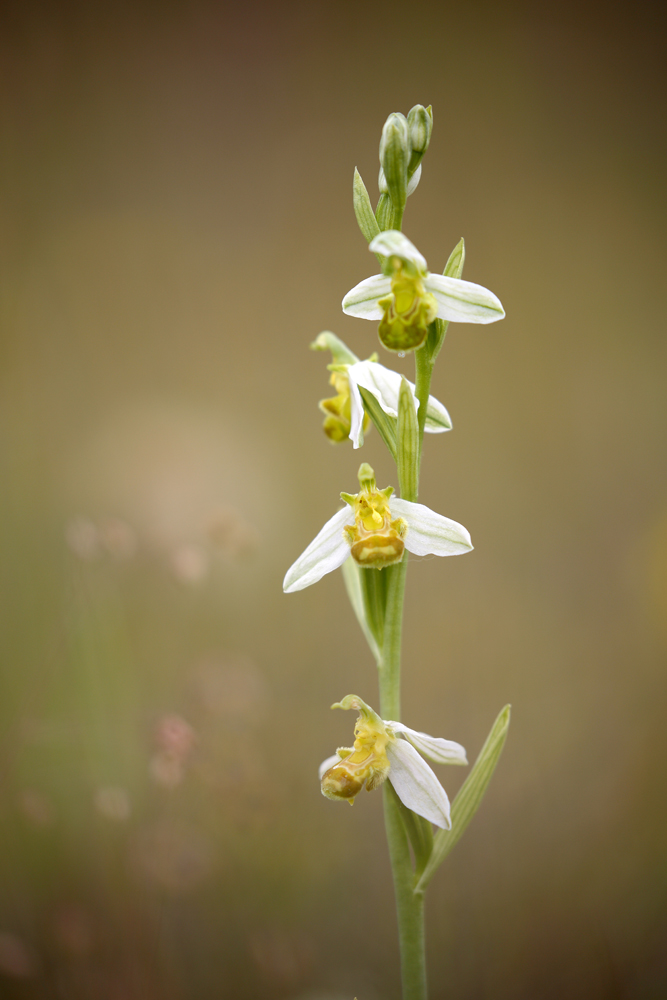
[391,497,473,557]
[425,273,505,324]
[342,274,392,319]
[388,723,468,765]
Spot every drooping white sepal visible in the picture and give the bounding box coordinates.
[342,274,392,320]
[368,231,427,271]
[346,360,452,449]
[391,498,473,557]
[386,738,452,829]
[424,273,505,324]
[283,507,354,593]
[387,723,468,765]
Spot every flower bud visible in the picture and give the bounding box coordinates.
[407,104,433,180]
[407,105,432,157]
[379,112,410,214]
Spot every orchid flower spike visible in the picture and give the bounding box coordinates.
[342,230,504,353]
[319,695,467,829]
[283,463,472,593]
[311,332,452,449]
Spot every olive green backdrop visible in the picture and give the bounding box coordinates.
[1,1,666,997]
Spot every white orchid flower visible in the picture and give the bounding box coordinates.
[346,358,451,448]
[319,694,467,829]
[283,463,472,594]
[342,230,504,353]
[311,332,452,450]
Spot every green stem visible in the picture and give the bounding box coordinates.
[379,557,425,999]
[378,349,436,999]
[414,346,434,483]
[383,784,427,1000]
[379,559,408,720]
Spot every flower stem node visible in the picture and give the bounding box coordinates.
[319,694,468,827]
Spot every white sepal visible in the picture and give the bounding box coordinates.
[387,723,468,765]
[390,498,473,557]
[423,395,453,433]
[318,753,342,781]
[424,273,505,324]
[407,163,422,197]
[386,738,452,829]
[346,360,451,449]
[282,507,354,593]
[342,274,392,320]
[368,231,427,271]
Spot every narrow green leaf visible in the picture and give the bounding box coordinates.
[429,238,466,362]
[353,168,382,245]
[415,704,511,893]
[444,237,466,281]
[358,385,397,462]
[397,376,419,502]
[341,557,382,664]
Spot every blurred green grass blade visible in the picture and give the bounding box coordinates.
[415,704,511,893]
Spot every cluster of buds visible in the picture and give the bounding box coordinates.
[377,105,433,231]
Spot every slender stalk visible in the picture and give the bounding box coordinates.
[414,346,434,480]
[379,557,425,999]
[383,784,427,1000]
[378,559,408,720]
[377,352,435,999]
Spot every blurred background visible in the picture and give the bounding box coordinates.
[1,0,666,997]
